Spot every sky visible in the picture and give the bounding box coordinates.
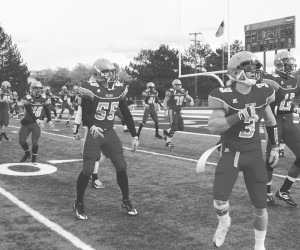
[0,0,299,73]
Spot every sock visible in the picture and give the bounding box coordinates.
[280,177,294,192]
[21,143,30,155]
[116,171,129,200]
[137,123,143,135]
[92,173,98,181]
[267,181,271,194]
[76,172,90,204]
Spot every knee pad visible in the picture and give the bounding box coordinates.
[294,158,300,168]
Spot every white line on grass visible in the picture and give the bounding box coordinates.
[0,187,95,250]
[8,125,297,180]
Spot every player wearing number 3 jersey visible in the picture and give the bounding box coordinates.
[207,51,279,250]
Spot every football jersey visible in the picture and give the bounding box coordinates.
[59,91,71,104]
[165,87,188,111]
[143,89,159,109]
[263,71,298,115]
[79,80,127,130]
[208,83,275,152]
[21,94,50,122]
[0,90,12,111]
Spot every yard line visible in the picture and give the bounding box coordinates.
[7,125,297,180]
[0,186,95,250]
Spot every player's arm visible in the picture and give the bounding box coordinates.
[118,98,137,137]
[81,97,93,129]
[185,93,194,106]
[163,95,170,111]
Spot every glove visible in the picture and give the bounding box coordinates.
[189,100,194,107]
[164,109,168,117]
[238,106,256,120]
[90,125,104,138]
[48,121,55,129]
[73,124,81,140]
[292,106,300,114]
[268,146,279,168]
[36,119,44,128]
[131,136,139,152]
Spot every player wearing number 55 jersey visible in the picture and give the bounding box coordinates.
[208,51,279,250]
[74,58,139,220]
[263,51,300,207]
[19,81,54,164]
[162,79,194,147]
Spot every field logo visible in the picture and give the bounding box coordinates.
[0,163,57,176]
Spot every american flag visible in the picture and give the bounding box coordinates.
[215,21,224,37]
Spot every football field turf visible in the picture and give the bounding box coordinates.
[0,117,299,250]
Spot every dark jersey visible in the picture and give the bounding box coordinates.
[21,94,51,122]
[143,89,160,109]
[263,71,298,115]
[165,87,188,111]
[208,83,275,152]
[0,90,12,111]
[59,91,71,104]
[79,80,127,130]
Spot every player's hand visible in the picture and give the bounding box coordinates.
[131,136,139,152]
[268,146,279,168]
[48,121,55,129]
[36,119,44,128]
[238,106,256,120]
[90,125,104,138]
[164,109,168,117]
[189,100,194,107]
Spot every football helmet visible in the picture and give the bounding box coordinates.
[1,81,11,91]
[91,58,118,84]
[62,86,68,92]
[73,85,79,92]
[12,91,18,97]
[44,86,51,93]
[147,82,155,90]
[30,81,43,97]
[172,79,182,89]
[227,51,262,86]
[274,51,297,75]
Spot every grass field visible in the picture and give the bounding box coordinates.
[0,117,299,250]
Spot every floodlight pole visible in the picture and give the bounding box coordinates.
[189,32,202,97]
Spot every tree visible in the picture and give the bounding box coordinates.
[70,63,91,86]
[47,67,71,93]
[0,26,30,98]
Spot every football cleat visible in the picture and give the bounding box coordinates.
[275,190,297,206]
[165,142,174,148]
[155,133,163,139]
[20,152,31,162]
[90,179,105,189]
[121,199,137,216]
[213,216,231,247]
[267,193,279,206]
[123,129,129,133]
[74,201,88,220]
[32,160,38,165]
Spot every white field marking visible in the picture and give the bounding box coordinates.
[8,125,297,180]
[11,131,18,133]
[0,163,57,176]
[0,187,95,250]
[52,129,60,131]
[48,159,82,164]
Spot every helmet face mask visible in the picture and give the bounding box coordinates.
[30,81,43,97]
[147,82,155,90]
[92,59,118,84]
[227,51,262,86]
[172,79,182,90]
[274,51,297,76]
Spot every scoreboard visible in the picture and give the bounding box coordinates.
[244,16,295,53]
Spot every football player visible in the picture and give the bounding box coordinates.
[44,86,59,121]
[162,79,194,147]
[19,81,54,164]
[58,86,74,127]
[70,85,80,111]
[207,51,279,250]
[0,81,13,142]
[263,51,300,207]
[137,82,163,139]
[73,58,139,220]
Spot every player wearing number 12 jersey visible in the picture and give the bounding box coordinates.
[74,58,139,220]
[263,51,300,207]
[207,51,279,250]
